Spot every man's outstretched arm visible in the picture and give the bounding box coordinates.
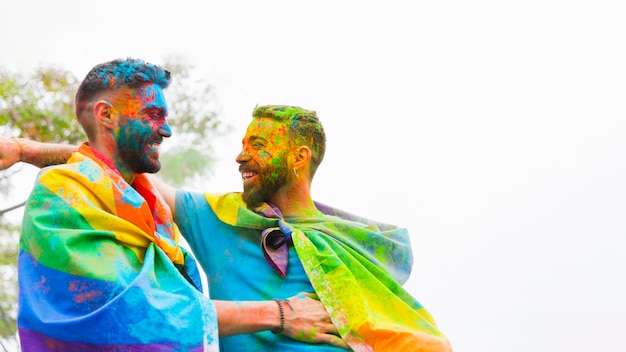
[214,293,349,349]
[0,136,76,169]
[0,137,178,212]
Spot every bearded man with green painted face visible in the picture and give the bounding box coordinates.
[164,105,453,351]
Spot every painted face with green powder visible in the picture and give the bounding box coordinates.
[111,83,171,175]
[237,117,292,208]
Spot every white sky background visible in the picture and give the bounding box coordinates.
[1,1,626,351]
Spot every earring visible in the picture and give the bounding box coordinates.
[293,168,298,178]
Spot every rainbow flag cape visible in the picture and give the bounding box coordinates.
[18,144,219,351]
[205,193,452,352]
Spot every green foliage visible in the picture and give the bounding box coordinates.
[0,66,84,144]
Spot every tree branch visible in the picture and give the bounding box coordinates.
[0,338,9,352]
[0,201,26,216]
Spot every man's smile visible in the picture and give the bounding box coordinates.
[241,170,258,182]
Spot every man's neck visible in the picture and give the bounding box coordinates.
[87,142,136,184]
[269,184,321,219]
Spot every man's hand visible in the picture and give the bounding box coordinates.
[281,292,350,350]
[0,136,22,170]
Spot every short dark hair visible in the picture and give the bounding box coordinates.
[75,58,171,118]
[252,105,326,177]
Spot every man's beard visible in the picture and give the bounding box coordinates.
[117,122,162,174]
[119,144,161,174]
[242,158,290,209]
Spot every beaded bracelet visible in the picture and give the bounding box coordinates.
[271,298,285,334]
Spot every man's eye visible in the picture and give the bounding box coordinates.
[150,111,164,119]
[143,115,160,124]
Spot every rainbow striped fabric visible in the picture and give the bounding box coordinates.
[205,193,452,352]
[18,144,219,351]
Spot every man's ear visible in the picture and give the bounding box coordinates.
[292,145,311,169]
[94,100,115,130]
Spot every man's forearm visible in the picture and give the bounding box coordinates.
[213,293,349,349]
[15,138,77,168]
[213,300,279,337]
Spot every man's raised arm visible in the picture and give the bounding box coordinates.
[0,137,179,213]
[0,136,76,170]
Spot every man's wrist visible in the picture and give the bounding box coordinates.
[11,137,24,162]
[271,298,285,334]
[271,299,294,334]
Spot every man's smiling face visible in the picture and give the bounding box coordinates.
[112,83,171,175]
[237,117,292,208]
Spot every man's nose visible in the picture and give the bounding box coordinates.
[158,122,172,138]
[235,149,251,163]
